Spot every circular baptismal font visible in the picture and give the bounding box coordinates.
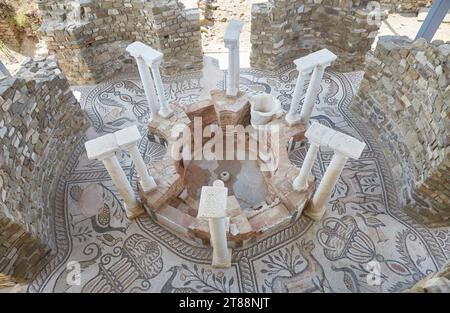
[139,90,315,248]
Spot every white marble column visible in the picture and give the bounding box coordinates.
[302,122,366,221]
[299,64,325,125]
[198,180,231,268]
[135,56,160,121]
[286,70,308,125]
[115,125,157,193]
[226,44,239,96]
[85,134,144,219]
[305,152,347,220]
[150,61,173,118]
[285,49,337,126]
[224,20,244,97]
[293,142,319,191]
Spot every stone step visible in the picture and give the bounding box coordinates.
[155,204,196,237]
[248,202,292,234]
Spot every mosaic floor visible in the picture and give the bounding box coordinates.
[26,63,450,293]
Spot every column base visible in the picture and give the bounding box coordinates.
[303,203,326,221]
[212,248,232,268]
[293,175,314,192]
[158,105,174,118]
[285,113,301,126]
[125,202,145,219]
[226,89,238,97]
[140,178,157,193]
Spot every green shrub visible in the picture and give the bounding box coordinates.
[14,12,29,28]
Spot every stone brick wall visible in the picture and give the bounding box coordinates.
[352,36,450,226]
[0,56,89,281]
[380,0,432,13]
[250,0,381,72]
[36,0,203,85]
[0,4,22,50]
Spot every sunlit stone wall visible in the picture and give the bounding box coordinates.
[353,36,450,226]
[250,0,381,72]
[36,0,203,84]
[0,56,89,281]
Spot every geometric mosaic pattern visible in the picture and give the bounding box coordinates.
[26,64,450,293]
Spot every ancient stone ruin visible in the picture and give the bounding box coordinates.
[0,0,449,295]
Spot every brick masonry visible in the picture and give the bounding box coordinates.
[352,36,450,227]
[0,6,22,50]
[36,0,203,85]
[0,56,89,282]
[250,0,381,72]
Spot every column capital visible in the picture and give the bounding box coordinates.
[115,125,141,149]
[224,19,244,48]
[85,133,119,161]
[306,122,365,160]
[126,41,163,66]
[293,48,337,73]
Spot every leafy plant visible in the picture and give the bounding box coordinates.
[14,12,29,28]
[180,264,234,293]
[260,245,304,276]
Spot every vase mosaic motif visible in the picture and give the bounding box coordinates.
[82,234,163,292]
[318,216,376,263]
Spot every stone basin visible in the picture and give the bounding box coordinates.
[139,90,316,248]
[184,148,268,210]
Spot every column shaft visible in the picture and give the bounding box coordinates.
[233,45,240,93]
[293,142,319,191]
[128,144,156,193]
[151,64,173,118]
[209,218,229,266]
[135,57,159,120]
[102,155,141,215]
[306,152,348,220]
[226,45,238,96]
[286,71,307,124]
[300,65,325,125]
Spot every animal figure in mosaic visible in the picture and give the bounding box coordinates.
[161,266,195,293]
[271,240,332,293]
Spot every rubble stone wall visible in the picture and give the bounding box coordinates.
[36,0,203,84]
[250,0,381,72]
[352,36,450,226]
[0,56,89,281]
